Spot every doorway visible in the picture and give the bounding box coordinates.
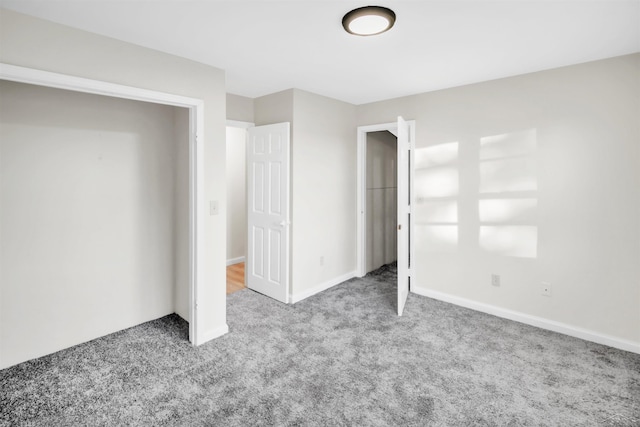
[356,119,415,315]
[365,130,398,273]
[225,121,291,303]
[225,121,252,295]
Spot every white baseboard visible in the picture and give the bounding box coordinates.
[197,324,229,345]
[291,271,357,304]
[226,256,245,266]
[411,286,640,354]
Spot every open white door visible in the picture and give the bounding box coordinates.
[246,122,291,303]
[397,116,411,315]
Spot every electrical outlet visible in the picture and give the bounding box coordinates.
[541,282,552,297]
[491,274,500,287]
[320,256,324,266]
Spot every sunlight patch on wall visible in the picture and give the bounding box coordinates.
[415,141,458,168]
[416,225,458,253]
[415,167,459,198]
[480,157,537,193]
[414,141,460,253]
[415,200,458,223]
[480,129,536,160]
[477,129,538,258]
[479,198,537,223]
[479,226,538,258]
[480,129,537,193]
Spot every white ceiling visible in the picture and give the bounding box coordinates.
[2,0,639,105]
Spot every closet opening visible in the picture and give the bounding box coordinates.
[356,119,416,315]
[0,64,207,369]
[364,130,398,276]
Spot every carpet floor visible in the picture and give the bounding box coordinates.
[1,263,639,426]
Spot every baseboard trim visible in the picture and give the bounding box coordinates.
[411,286,640,354]
[198,324,229,345]
[291,271,357,304]
[226,256,245,266]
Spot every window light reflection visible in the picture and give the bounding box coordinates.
[479,226,537,258]
[415,142,458,168]
[479,198,537,223]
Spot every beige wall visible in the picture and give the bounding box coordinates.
[366,131,398,273]
[290,89,357,299]
[226,93,254,123]
[253,89,357,300]
[254,89,294,126]
[0,9,228,367]
[357,54,640,345]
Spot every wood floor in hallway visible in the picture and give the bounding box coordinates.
[226,262,245,295]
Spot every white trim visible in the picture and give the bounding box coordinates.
[226,256,245,266]
[199,324,230,342]
[412,286,640,354]
[0,63,217,347]
[356,121,416,278]
[290,271,357,304]
[0,63,202,109]
[226,119,254,129]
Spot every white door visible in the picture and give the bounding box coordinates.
[397,116,411,315]
[246,122,291,303]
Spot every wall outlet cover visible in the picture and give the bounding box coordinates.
[491,274,500,287]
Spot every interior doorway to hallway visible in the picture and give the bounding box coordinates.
[225,121,252,295]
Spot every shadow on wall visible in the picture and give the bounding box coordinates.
[414,129,538,258]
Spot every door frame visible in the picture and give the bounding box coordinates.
[0,63,209,345]
[356,121,416,278]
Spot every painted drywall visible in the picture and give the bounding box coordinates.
[252,89,357,299]
[366,131,397,273]
[290,89,357,297]
[226,93,254,123]
[254,89,294,126]
[357,54,640,345]
[226,126,247,263]
[0,9,228,365]
[0,81,183,368]
[173,107,190,321]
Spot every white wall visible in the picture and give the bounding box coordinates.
[0,9,228,366]
[290,89,357,299]
[0,81,184,368]
[252,89,357,300]
[366,131,397,272]
[226,126,246,264]
[357,54,640,348]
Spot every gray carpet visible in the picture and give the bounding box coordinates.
[2,263,639,426]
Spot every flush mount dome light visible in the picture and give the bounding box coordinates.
[342,6,396,36]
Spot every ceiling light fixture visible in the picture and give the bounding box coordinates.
[342,6,396,36]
